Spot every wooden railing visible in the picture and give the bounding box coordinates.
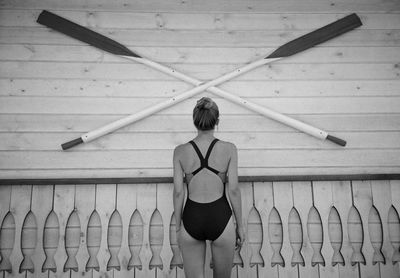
[0,177,399,278]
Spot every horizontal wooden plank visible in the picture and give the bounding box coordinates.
[1,176,400,186]
[2,44,400,64]
[1,114,399,133]
[1,79,399,98]
[1,96,400,114]
[2,61,400,81]
[1,149,399,169]
[0,0,399,12]
[1,131,399,150]
[1,10,399,30]
[1,27,398,47]
[2,167,400,180]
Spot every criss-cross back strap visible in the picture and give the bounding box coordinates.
[189,139,220,176]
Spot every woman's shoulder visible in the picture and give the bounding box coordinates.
[216,139,237,153]
[173,142,192,155]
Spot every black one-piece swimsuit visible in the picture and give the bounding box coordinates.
[182,139,232,241]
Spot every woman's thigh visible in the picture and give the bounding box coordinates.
[210,217,236,278]
[178,224,206,278]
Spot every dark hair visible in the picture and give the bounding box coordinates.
[193,97,219,130]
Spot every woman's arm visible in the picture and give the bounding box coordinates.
[173,145,185,232]
[226,143,245,247]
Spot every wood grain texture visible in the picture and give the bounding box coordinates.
[0,1,399,179]
[1,0,399,12]
[1,180,400,277]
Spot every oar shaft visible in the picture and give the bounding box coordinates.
[127,56,328,140]
[81,57,272,144]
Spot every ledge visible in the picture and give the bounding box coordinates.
[0,174,399,185]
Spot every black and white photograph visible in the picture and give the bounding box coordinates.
[0,0,399,277]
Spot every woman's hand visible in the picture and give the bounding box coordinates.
[235,226,245,249]
[176,224,182,250]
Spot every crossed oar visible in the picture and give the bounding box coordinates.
[37,11,362,150]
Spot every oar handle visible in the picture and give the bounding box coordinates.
[326,135,347,146]
[62,137,84,150]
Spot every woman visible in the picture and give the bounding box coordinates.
[173,97,245,278]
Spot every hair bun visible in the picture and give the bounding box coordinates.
[196,97,213,110]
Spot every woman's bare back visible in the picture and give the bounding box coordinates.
[176,139,234,203]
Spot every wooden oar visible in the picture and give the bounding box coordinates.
[37,11,361,149]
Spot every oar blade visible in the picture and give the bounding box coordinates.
[37,10,140,57]
[267,13,362,58]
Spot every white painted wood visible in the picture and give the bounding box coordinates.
[253,181,278,278]
[3,61,400,81]
[313,181,340,278]
[3,27,398,47]
[331,181,359,278]
[237,182,257,278]
[0,1,399,186]
[2,96,400,116]
[2,44,400,65]
[1,0,399,13]
[114,183,138,278]
[389,180,400,275]
[93,184,116,278]
[136,183,157,278]
[292,182,319,278]
[1,150,399,171]
[2,79,400,98]
[0,185,11,230]
[0,114,399,135]
[155,183,175,278]
[6,185,31,278]
[30,185,53,278]
[2,168,400,181]
[371,180,399,278]
[1,131,399,151]
[352,181,380,278]
[2,10,400,30]
[51,184,75,278]
[273,182,299,278]
[72,184,96,277]
[121,55,330,142]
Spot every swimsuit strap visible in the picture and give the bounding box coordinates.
[189,139,220,176]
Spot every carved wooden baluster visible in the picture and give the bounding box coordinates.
[253,182,275,277]
[347,205,366,265]
[128,209,144,270]
[64,209,80,272]
[368,206,385,264]
[20,210,37,273]
[328,206,344,266]
[388,206,400,264]
[268,207,284,267]
[114,184,140,278]
[292,181,319,277]
[0,211,15,273]
[288,207,304,266]
[370,180,399,277]
[169,213,182,269]
[86,210,101,271]
[42,210,59,272]
[107,209,123,270]
[248,206,264,267]
[149,208,163,270]
[233,217,244,268]
[307,206,325,266]
[136,184,156,278]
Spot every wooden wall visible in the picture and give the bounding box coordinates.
[0,0,400,179]
[1,180,400,278]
